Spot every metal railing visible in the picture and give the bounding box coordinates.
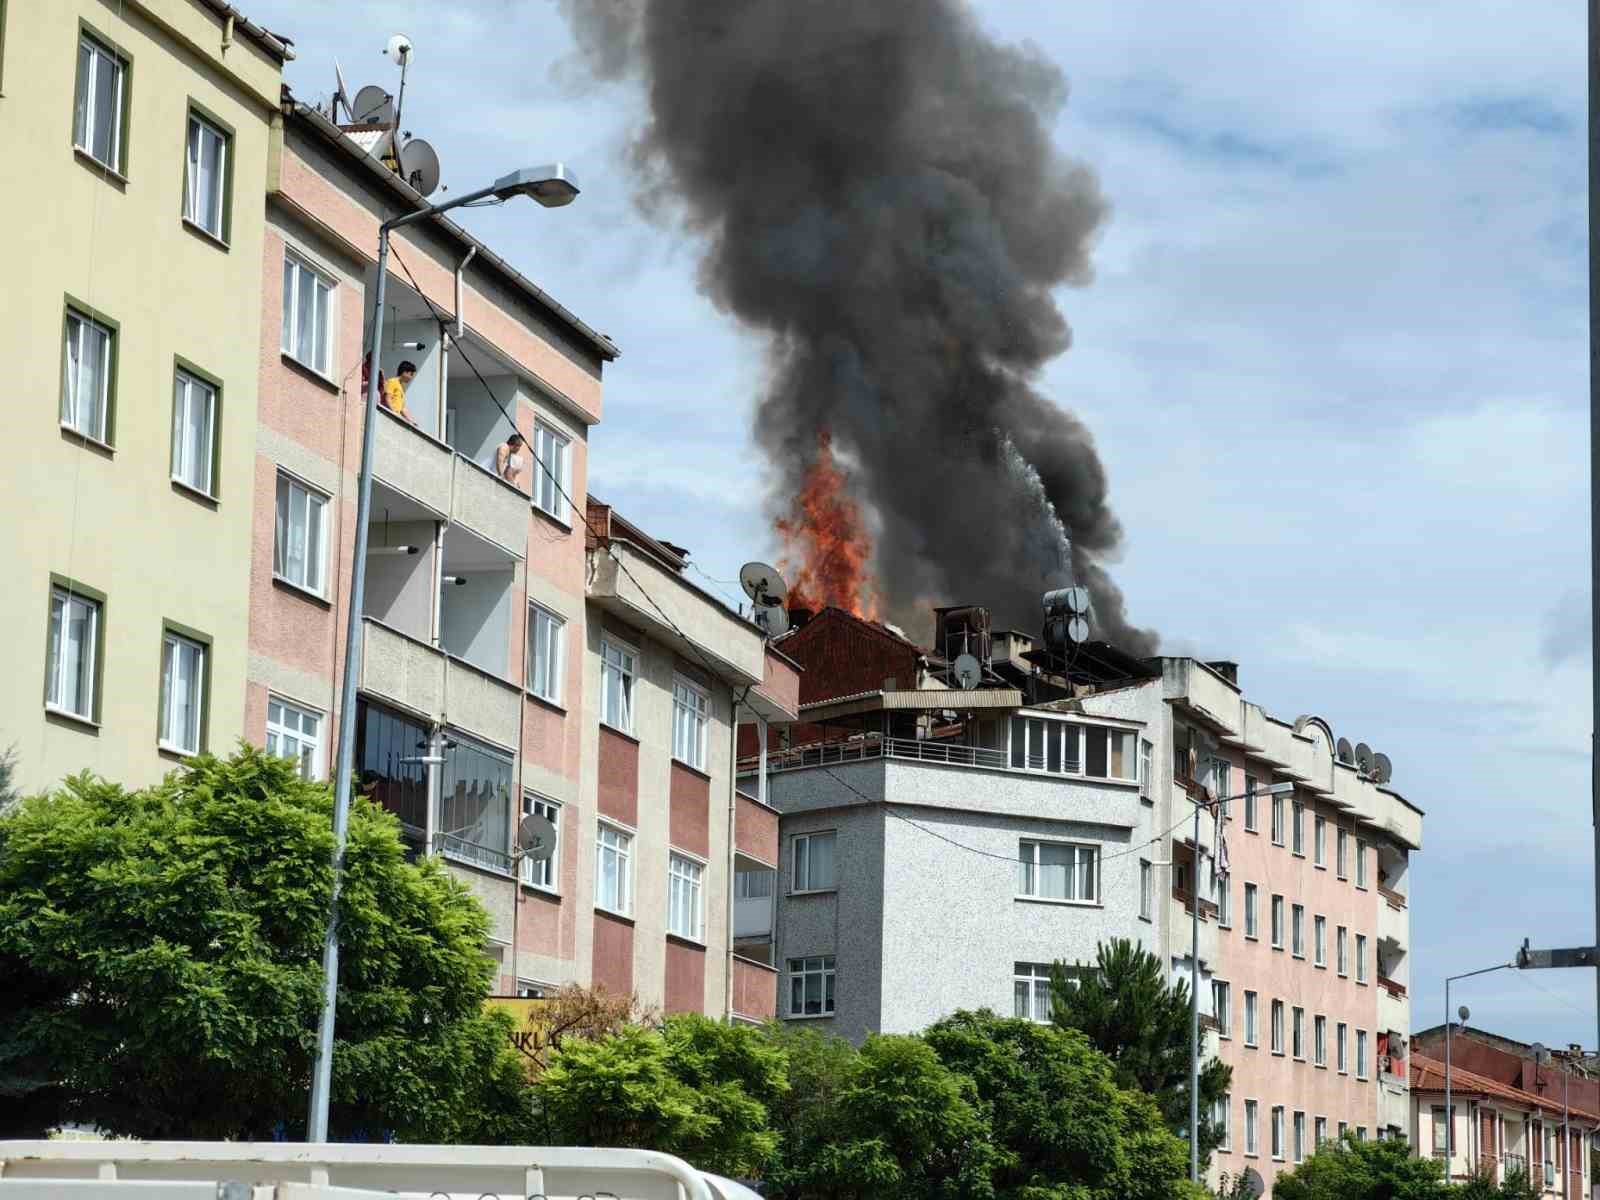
[1378,883,1408,909]
[742,735,1012,776]
[1377,974,1407,998]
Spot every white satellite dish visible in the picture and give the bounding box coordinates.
[351,84,394,125]
[953,653,982,691]
[385,33,414,66]
[516,812,557,864]
[332,58,351,121]
[754,604,790,638]
[397,137,441,196]
[739,561,788,609]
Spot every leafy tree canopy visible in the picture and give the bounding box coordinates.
[1271,1135,1450,1200]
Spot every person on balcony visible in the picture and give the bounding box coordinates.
[382,360,418,426]
[495,431,526,489]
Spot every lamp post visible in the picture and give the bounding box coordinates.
[305,164,580,1143]
[1443,962,1513,1174]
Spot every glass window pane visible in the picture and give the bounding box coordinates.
[1035,841,1072,899]
[281,259,295,352]
[312,279,330,374]
[75,43,93,147]
[297,268,316,365]
[91,50,118,165]
[1084,725,1108,776]
[201,125,225,233]
[304,493,324,592]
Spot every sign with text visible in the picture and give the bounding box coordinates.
[485,995,554,1076]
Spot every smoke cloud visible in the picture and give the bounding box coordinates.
[558,0,1155,653]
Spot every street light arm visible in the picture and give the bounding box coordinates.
[382,182,506,234]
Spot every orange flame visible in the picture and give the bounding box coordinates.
[776,431,879,619]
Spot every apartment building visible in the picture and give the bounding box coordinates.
[1,0,287,793]
[1409,1026,1599,1196]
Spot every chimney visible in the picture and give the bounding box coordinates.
[1205,660,1239,685]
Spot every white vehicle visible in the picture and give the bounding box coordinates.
[0,1141,764,1200]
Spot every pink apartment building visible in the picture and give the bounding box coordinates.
[245,89,795,1018]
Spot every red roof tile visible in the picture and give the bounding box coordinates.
[1412,1054,1600,1124]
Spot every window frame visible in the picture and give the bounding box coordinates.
[1356,932,1368,984]
[1432,1105,1456,1155]
[1243,882,1259,939]
[1139,858,1153,921]
[1315,1116,1329,1148]
[1314,1014,1327,1067]
[181,102,234,244]
[1271,1106,1286,1161]
[521,792,561,891]
[1016,837,1100,905]
[1337,925,1350,976]
[599,635,637,734]
[1270,893,1285,949]
[280,249,336,378]
[1337,827,1349,878]
[532,418,572,523]
[1314,914,1327,967]
[527,603,566,706]
[1013,961,1056,1023]
[791,829,838,894]
[1270,998,1285,1055]
[1138,737,1153,799]
[1356,837,1369,888]
[1292,800,1305,855]
[158,624,209,756]
[1292,1005,1305,1060]
[1356,1028,1369,1079]
[667,850,706,942]
[786,954,836,1019]
[1294,1111,1307,1163]
[1245,1099,1259,1156]
[1215,1094,1232,1152]
[594,820,634,916]
[61,301,118,447]
[1291,902,1305,958]
[273,470,330,597]
[1243,773,1258,831]
[1243,989,1258,1047]
[171,358,221,499]
[1337,1022,1349,1074]
[266,694,323,780]
[73,25,130,175]
[1271,793,1285,845]
[44,580,104,724]
[671,674,710,771]
[1314,813,1327,866]
[1212,979,1231,1038]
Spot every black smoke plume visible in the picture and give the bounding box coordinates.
[558,0,1155,653]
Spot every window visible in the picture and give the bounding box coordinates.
[1315,1116,1328,1147]
[1213,980,1231,1037]
[1314,814,1327,866]
[521,793,560,889]
[1139,738,1153,799]
[668,852,705,940]
[1244,773,1258,831]
[1214,868,1231,927]
[1243,990,1258,1046]
[1271,894,1284,949]
[1356,933,1368,983]
[1245,1099,1259,1155]
[1294,1111,1306,1162]
[45,586,100,721]
[1214,1094,1232,1151]
[1212,758,1230,814]
[355,698,429,838]
[599,637,636,732]
[273,473,327,595]
[1017,839,1098,903]
[183,111,229,239]
[1314,1015,1327,1066]
[1356,1029,1369,1079]
[792,830,837,892]
[1356,837,1369,887]
[1271,793,1285,844]
[1314,914,1327,967]
[1337,1022,1349,1073]
[266,696,321,779]
[1292,801,1305,854]
[1270,999,1284,1054]
[281,252,333,375]
[1014,961,1055,1023]
[1271,1106,1285,1160]
[1356,1126,1367,1143]
[1292,1006,1305,1059]
[596,823,633,915]
[533,420,571,521]
[158,630,206,754]
[1432,1106,1455,1155]
[1337,828,1349,878]
[672,676,709,770]
[1337,925,1349,976]
[1082,724,1136,779]
[1338,1121,1349,1139]
[171,368,217,495]
[1292,903,1305,957]
[439,734,513,872]
[788,955,835,1017]
[1139,859,1153,920]
[515,981,546,999]
[62,307,114,443]
[527,605,565,704]
[1244,883,1258,938]
[73,32,126,171]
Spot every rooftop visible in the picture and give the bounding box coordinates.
[1411,1054,1600,1124]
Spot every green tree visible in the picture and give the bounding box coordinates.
[1271,1135,1449,1200]
[925,1009,1201,1200]
[662,1013,788,1176]
[1051,938,1232,1161]
[0,746,526,1141]
[1456,1164,1540,1200]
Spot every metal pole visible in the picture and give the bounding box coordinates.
[1190,794,1201,1184]
[1590,0,1600,1083]
[1446,978,1453,1170]
[1563,1068,1570,1200]
[306,223,392,1142]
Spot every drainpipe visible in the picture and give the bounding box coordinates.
[757,717,769,807]
[512,561,532,993]
[441,246,477,443]
[725,695,739,1022]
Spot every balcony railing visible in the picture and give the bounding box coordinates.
[1377,974,1407,998]
[742,734,1012,776]
[1378,883,1407,910]
[439,832,513,876]
[1502,1153,1528,1179]
[1172,886,1220,921]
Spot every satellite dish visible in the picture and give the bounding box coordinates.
[1372,752,1392,784]
[397,138,441,196]
[1458,1004,1471,1023]
[754,604,790,638]
[516,812,557,864]
[1067,616,1089,644]
[333,59,351,121]
[385,33,414,66]
[351,84,394,125]
[1336,737,1354,765]
[1064,586,1090,614]
[1355,742,1374,774]
[953,653,982,690]
[739,562,788,609]
[1238,1168,1265,1198]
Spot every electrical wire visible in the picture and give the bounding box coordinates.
[1508,965,1597,1024]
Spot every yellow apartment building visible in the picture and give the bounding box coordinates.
[0,1,287,793]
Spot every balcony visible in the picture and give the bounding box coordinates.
[1378,882,1407,910]
[359,619,521,749]
[1377,973,1407,999]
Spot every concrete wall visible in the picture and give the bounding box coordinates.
[364,522,436,640]
[441,567,513,677]
[380,318,443,436]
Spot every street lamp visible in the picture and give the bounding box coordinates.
[305,163,580,1143]
[1444,962,1514,1172]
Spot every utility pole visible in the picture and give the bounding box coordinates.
[1589,0,1600,1065]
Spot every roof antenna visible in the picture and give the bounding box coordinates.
[384,34,414,163]
[332,57,351,122]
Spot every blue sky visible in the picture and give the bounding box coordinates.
[249,0,1595,1045]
